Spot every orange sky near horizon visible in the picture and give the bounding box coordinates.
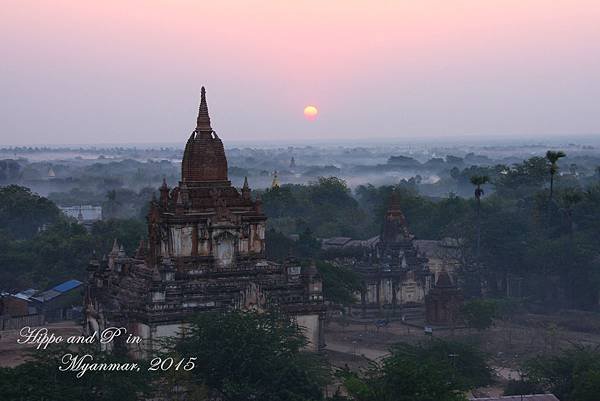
[1,0,599,144]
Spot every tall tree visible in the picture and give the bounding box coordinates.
[546,150,566,203]
[469,175,489,293]
[559,189,583,236]
[470,175,489,257]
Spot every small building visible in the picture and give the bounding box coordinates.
[1,290,44,330]
[425,271,464,326]
[0,293,30,316]
[322,191,433,316]
[32,279,83,322]
[59,205,102,231]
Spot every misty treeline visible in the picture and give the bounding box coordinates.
[1,153,600,310]
[4,142,600,203]
[263,154,600,311]
[0,185,146,291]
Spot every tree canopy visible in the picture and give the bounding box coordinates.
[170,310,328,401]
[340,340,492,401]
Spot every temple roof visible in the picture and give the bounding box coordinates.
[435,270,455,288]
[181,87,228,183]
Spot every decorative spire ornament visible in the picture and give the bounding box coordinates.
[196,86,212,135]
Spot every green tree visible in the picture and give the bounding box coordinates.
[90,218,147,255]
[341,340,491,401]
[469,175,489,258]
[559,188,584,235]
[460,299,497,331]
[470,175,489,294]
[0,345,152,401]
[296,227,322,258]
[546,150,566,203]
[522,345,600,401]
[0,185,61,239]
[171,310,328,401]
[316,261,362,305]
[494,157,548,198]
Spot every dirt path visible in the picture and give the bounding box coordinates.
[0,321,81,367]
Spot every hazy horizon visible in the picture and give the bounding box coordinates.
[2,0,600,146]
[2,133,600,150]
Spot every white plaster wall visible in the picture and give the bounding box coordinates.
[171,226,193,256]
[134,323,152,357]
[380,279,393,304]
[155,323,183,338]
[215,237,235,268]
[198,239,211,256]
[239,238,249,254]
[160,238,169,257]
[296,314,320,351]
[366,284,378,304]
[399,279,425,304]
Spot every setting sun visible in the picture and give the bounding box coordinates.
[303,105,318,121]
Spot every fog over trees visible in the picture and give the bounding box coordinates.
[2,139,600,400]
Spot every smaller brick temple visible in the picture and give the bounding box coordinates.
[85,88,326,353]
[320,191,433,316]
[425,270,464,326]
[355,191,432,314]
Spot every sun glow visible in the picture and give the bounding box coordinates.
[303,105,318,121]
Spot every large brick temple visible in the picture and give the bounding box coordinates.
[85,88,326,352]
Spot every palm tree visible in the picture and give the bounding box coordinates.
[559,189,583,236]
[469,175,489,296]
[470,175,489,261]
[546,150,566,202]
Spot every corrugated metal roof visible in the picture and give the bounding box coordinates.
[322,237,353,246]
[13,288,38,300]
[52,279,82,293]
[32,289,62,302]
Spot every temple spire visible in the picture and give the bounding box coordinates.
[242,176,251,200]
[389,189,402,211]
[271,170,280,188]
[196,86,212,134]
[382,189,411,240]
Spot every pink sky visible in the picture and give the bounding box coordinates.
[1,0,599,145]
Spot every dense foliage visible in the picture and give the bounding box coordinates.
[513,346,600,401]
[315,261,363,305]
[0,185,146,290]
[339,340,492,401]
[0,345,153,401]
[461,299,498,331]
[0,185,61,239]
[262,155,600,310]
[2,151,600,311]
[261,177,371,238]
[170,310,328,401]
